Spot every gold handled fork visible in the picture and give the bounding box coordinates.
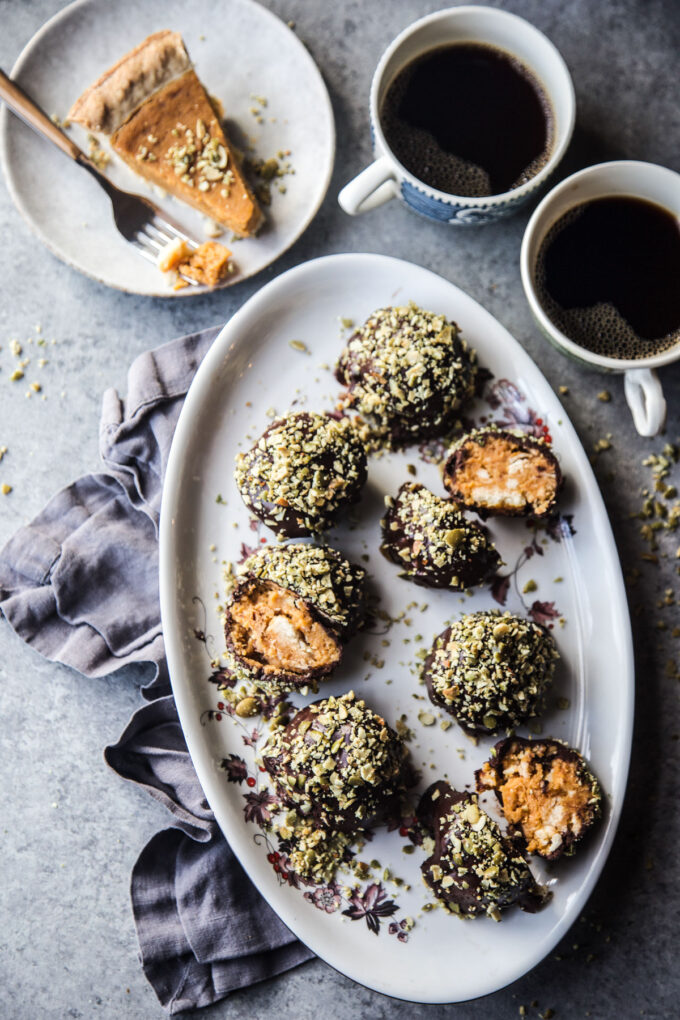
[0,68,202,284]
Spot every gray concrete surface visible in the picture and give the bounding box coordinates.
[1,0,679,1017]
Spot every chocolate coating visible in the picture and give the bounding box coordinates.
[234,412,367,537]
[240,543,367,639]
[335,304,477,446]
[423,610,559,734]
[417,782,542,918]
[443,427,562,519]
[476,737,603,860]
[261,691,410,835]
[380,482,501,590]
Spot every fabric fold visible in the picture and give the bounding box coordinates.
[0,325,313,1013]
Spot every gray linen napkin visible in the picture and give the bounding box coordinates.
[0,327,314,1014]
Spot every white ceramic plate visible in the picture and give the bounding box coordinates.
[0,0,334,296]
[160,253,633,1002]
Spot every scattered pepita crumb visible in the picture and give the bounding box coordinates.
[203,218,224,238]
[593,435,612,453]
[633,444,680,554]
[246,150,295,206]
[597,390,611,402]
[87,133,110,170]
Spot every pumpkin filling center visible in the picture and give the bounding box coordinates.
[479,747,594,856]
[229,580,340,675]
[454,436,557,515]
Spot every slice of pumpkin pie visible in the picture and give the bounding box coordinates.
[69,30,262,237]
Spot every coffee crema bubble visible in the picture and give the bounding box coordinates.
[534,197,680,360]
[380,43,554,198]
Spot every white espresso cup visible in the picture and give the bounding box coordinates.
[521,160,680,437]
[338,6,575,225]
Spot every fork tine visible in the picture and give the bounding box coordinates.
[145,221,175,245]
[150,215,199,247]
[132,240,161,264]
[133,228,164,255]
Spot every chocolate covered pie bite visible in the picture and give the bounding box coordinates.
[69,30,262,237]
[234,412,368,537]
[443,427,562,518]
[335,303,478,446]
[261,691,410,834]
[224,543,367,692]
[476,737,602,860]
[423,610,558,734]
[380,482,501,590]
[417,782,542,919]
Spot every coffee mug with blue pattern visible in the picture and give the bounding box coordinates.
[339,6,575,226]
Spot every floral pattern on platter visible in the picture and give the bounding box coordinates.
[193,619,414,941]
[483,377,553,441]
[488,514,574,626]
[474,376,574,625]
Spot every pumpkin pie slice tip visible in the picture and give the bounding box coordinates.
[69,30,263,237]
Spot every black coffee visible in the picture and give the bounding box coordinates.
[535,197,680,359]
[380,43,553,197]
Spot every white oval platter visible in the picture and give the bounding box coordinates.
[159,252,633,1002]
[0,0,334,297]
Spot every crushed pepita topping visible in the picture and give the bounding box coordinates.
[335,303,477,447]
[162,121,233,194]
[235,412,367,536]
[260,692,410,879]
[424,610,559,734]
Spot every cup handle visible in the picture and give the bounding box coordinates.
[338,156,398,215]
[623,367,667,437]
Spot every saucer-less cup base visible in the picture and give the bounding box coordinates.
[338,6,575,225]
[521,160,680,437]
